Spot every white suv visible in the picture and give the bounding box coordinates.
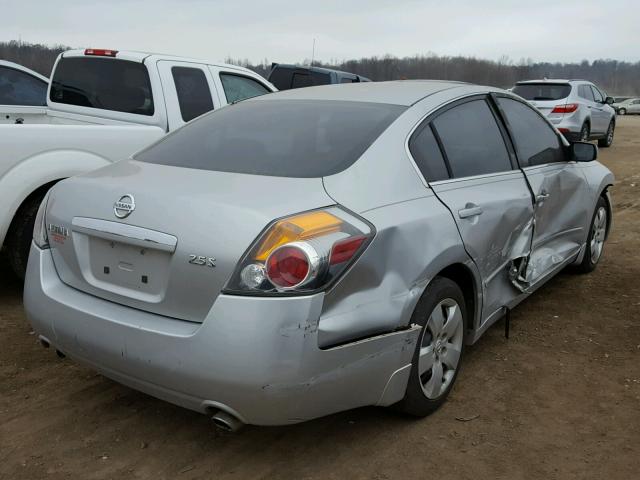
[512,79,616,147]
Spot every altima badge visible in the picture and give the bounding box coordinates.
[114,194,135,219]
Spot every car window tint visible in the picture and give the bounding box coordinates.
[220,73,270,104]
[291,73,312,88]
[0,66,47,106]
[432,99,512,178]
[409,124,449,182]
[50,57,154,115]
[268,67,293,90]
[172,67,213,122]
[497,97,565,167]
[512,83,571,101]
[590,86,603,103]
[136,100,405,178]
[579,85,594,101]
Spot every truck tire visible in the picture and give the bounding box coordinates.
[6,194,45,280]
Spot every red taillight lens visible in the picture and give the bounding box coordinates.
[552,103,578,114]
[84,48,118,57]
[330,235,366,265]
[266,245,310,288]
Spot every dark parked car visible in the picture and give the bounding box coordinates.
[268,63,371,91]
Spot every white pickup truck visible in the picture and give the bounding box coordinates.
[0,48,276,278]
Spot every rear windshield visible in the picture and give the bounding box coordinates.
[135,99,405,177]
[50,57,154,116]
[513,83,571,101]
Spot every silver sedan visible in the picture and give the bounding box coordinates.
[24,81,614,430]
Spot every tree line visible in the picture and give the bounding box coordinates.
[2,40,639,95]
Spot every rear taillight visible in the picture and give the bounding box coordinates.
[224,207,374,295]
[33,191,51,249]
[552,103,579,114]
[84,48,118,57]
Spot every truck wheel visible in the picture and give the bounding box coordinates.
[6,194,46,280]
[598,121,615,148]
[395,276,466,417]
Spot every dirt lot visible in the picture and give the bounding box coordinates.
[1,118,639,480]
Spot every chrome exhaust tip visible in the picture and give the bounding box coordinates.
[211,410,244,432]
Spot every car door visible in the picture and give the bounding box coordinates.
[589,85,609,133]
[412,96,535,321]
[157,61,221,130]
[495,95,591,284]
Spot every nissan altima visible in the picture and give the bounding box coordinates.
[24,81,614,430]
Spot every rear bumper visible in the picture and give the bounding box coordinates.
[24,243,418,425]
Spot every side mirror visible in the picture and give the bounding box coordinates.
[570,141,598,162]
[605,96,615,105]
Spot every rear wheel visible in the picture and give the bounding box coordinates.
[576,196,608,274]
[5,194,45,280]
[579,122,590,142]
[598,121,615,148]
[396,276,466,417]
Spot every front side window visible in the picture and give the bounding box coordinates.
[497,97,565,167]
[219,73,270,104]
[432,99,512,178]
[409,124,450,182]
[172,67,213,122]
[136,100,405,178]
[0,67,47,106]
[590,86,604,103]
[50,57,154,115]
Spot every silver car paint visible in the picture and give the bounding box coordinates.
[24,81,614,425]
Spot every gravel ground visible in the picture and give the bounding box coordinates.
[1,117,639,480]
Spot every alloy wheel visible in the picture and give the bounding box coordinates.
[418,298,464,399]
[590,206,607,264]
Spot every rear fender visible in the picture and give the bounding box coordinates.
[0,150,111,246]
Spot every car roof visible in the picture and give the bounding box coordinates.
[516,79,592,85]
[61,49,257,76]
[0,59,49,81]
[252,80,481,106]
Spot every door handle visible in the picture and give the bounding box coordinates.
[458,204,483,219]
[536,190,550,203]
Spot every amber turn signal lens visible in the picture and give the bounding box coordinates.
[254,211,342,261]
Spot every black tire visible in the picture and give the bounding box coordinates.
[598,121,615,148]
[5,194,46,280]
[575,196,608,274]
[579,122,590,142]
[395,276,466,417]
[618,108,626,116]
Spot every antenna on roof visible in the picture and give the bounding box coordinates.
[311,38,316,67]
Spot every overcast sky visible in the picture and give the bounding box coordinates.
[2,0,639,64]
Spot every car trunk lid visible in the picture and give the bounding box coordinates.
[46,159,335,323]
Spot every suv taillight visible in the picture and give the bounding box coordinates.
[552,103,579,114]
[224,207,374,295]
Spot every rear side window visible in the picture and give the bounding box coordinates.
[0,67,47,106]
[136,100,405,178]
[219,73,270,104]
[172,67,213,122]
[578,85,595,101]
[409,125,450,182]
[432,99,512,178]
[512,83,571,101]
[497,97,565,167]
[50,57,154,115]
[291,73,312,88]
[268,67,293,90]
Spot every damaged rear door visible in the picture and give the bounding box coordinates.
[415,96,534,322]
[494,96,591,287]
